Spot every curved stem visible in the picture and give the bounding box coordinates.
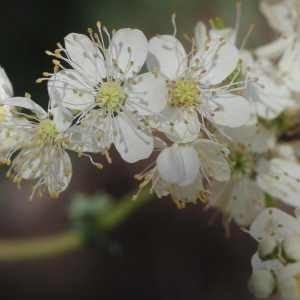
[0,231,82,261]
[0,188,154,262]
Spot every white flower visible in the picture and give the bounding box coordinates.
[136,139,230,208]
[207,123,271,227]
[278,262,300,300]
[209,176,265,227]
[0,96,84,199]
[147,28,252,143]
[256,156,300,209]
[260,0,300,37]
[248,269,276,299]
[46,26,164,163]
[242,52,295,120]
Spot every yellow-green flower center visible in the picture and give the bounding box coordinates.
[36,119,60,145]
[168,80,200,108]
[96,82,127,113]
[229,150,253,176]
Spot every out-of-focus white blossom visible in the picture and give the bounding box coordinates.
[248,269,276,299]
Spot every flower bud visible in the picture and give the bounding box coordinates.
[278,262,300,300]
[283,234,300,262]
[248,269,276,299]
[258,235,277,260]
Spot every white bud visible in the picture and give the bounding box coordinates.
[283,234,300,262]
[258,235,277,260]
[277,262,300,300]
[248,269,276,299]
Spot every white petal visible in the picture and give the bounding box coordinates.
[0,66,13,100]
[155,175,204,205]
[260,0,297,35]
[209,94,251,127]
[51,106,73,132]
[108,28,148,79]
[247,77,294,120]
[157,144,200,186]
[126,72,168,115]
[229,178,265,226]
[46,148,72,195]
[250,124,276,154]
[257,158,300,208]
[13,147,43,180]
[159,108,201,143]
[277,262,300,300]
[279,40,300,93]
[64,33,106,81]
[211,178,264,226]
[194,22,208,52]
[277,145,298,162]
[195,139,230,182]
[223,123,276,154]
[1,97,47,119]
[255,37,293,60]
[222,124,257,148]
[147,35,187,80]
[48,69,95,111]
[197,39,239,86]
[66,110,110,153]
[114,112,153,163]
[250,208,300,242]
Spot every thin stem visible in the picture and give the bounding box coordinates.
[0,188,155,262]
[98,188,154,231]
[0,231,81,261]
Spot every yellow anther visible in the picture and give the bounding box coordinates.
[52,59,61,66]
[36,119,60,146]
[50,192,60,199]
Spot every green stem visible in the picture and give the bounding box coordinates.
[0,189,154,262]
[0,231,81,261]
[98,188,153,231]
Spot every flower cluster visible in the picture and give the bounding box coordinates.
[1,1,300,298]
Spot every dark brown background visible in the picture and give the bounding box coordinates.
[0,0,271,299]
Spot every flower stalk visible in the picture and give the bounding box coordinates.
[0,188,154,262]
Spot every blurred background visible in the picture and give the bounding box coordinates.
[0,0,272,299]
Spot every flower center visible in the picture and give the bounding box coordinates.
[96,82,127,113]
[229,150,253,176]
[36,119,60,146]
[168,80,200,108]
